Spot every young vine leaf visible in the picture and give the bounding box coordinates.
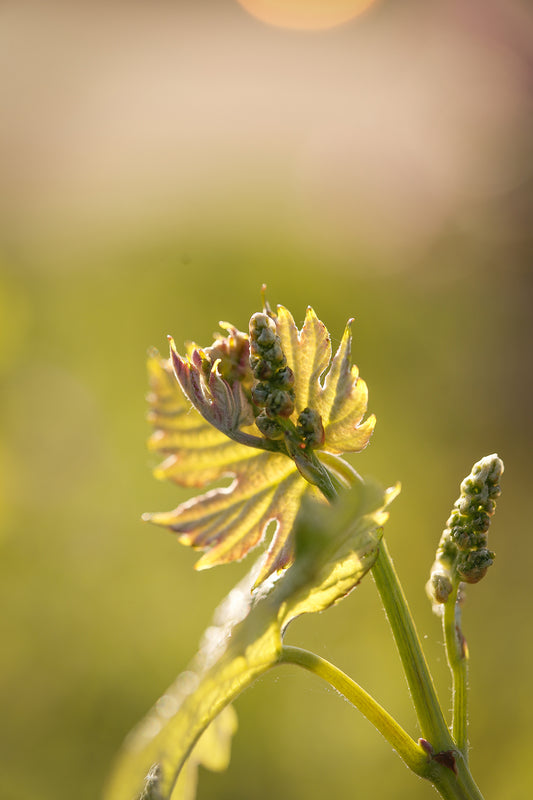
[144,304,375,585]
[105,480,398,800]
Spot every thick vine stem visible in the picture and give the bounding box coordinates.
[371,539,486,798]
[443,582,469,758]
[371,538,451,749]
[429,758,485,800]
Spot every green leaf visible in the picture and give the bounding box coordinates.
[169,705,237,800]
[274,305,375,453]
[104,566,283,800]
[106,481,397,800]
[146,305,375,584]
[145,350,320,582]
[278,479,400,625]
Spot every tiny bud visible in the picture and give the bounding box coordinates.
[428,572,453,604]
[255,411,284,440]
[457,548,495,583]
[419,738,434,756]
[273,366,295,389]
[456,496,473,515]
[249,312,275,334]
[252,358,274,380]
[437,536,458,568]
[266,389,295,418]
[297,407,325,449]
[450,523,487,552]
[473,453,504,485]
[471,511,491,533]
[485,498,497,515]
[262,340,284,365]
[256,326,277,347]
[251,381,270,407]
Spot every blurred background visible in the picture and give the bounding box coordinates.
[1,1,532,798]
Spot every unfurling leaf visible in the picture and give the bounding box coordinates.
[105,481,397,800]
[145,303,375,584]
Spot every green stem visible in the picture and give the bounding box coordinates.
[371,538,451,749]
[278,645,428,776]
[430,759,485,800]
[443,583,469,758]
[278,646,485,800]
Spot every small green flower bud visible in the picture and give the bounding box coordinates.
[249,312,274,334]
[457,548,495,584]
[256,326,277,348]
[456,496,473,515]
[471,511,491,533]
[485,498,497,515]
[266,388,295,418]
[429,572,454,604]
[489,484,502,499]
[251,357,274,381]
[255,410,284,440]
[436,536,458,569]
[262,340,284,365]
[273,365,295,389]
[451,526,487,552]
[473,454,504,485]
[297,407,325,449]
[251,381,270,407]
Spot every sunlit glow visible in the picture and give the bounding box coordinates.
[235,0,377,30]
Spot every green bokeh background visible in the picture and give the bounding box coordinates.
[1,2,532,799]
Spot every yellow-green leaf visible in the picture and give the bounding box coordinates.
[146,351,322,583]
[103,566,283,800]
[146,305,375,584]
[279,480,400,625]
[273,306,376,453]
[106,481,397,800]
[170,705,237,800]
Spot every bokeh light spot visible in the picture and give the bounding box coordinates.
[235,0,377,31]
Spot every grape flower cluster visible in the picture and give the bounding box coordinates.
[427,454,504,606]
